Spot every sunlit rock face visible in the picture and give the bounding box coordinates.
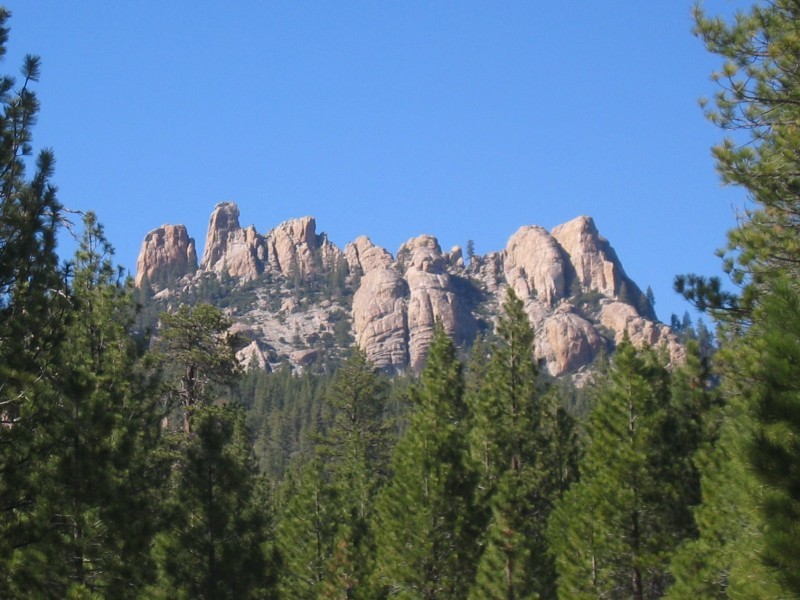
[345,236,394,276]
[599,302,685,366]
[504,225,568,305]
[200,201,267,280]
[551,215,623,297]
[352,265,409,370]
[399,234,475,372]
[266,216,340,279]
[135,224,197,288]
[135,203,680,378]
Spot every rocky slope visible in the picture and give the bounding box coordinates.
[136,202,682,377]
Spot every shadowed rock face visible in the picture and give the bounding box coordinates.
[135,224,197,287]
[136,203,680,377]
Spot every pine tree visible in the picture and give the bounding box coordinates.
[0,11,76,595]
[320,349,391,598]
[468,288,567,599]
[29,213,166,597]
[671,2,800,595]
[373,326,480,598]
[275,457,339,599]
[151,304,275,598]
[666,391,781,599]
[275,350,390,597]
[550,341,708,599]
[157,303,240,433]
[741,280,800,595]
[150,403,274,599]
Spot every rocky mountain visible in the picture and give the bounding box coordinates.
[135,202,683,378]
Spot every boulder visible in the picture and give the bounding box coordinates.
[536,308,605,376]
[237,340,272,372]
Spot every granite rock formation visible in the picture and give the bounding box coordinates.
[504,225,567,305]
[136,203,681,378]
[135,224,197,287]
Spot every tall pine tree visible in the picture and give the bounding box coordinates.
[150,304,275,598]
[468,288,568,599]
[673,2,800,595]
[0,11,75,595]
[549,341,666,599]
[373,325,480,598]
[32,214,165,597]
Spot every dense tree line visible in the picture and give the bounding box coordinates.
[3,1,800,598]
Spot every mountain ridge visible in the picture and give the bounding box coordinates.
[135,202,682,378]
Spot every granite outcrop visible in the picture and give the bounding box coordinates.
[136,203,681,378]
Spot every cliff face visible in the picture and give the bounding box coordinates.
[136,203,681,377]
[135,224,197,287]
[199,202,267,279]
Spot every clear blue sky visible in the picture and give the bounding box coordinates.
[8,1,748,323]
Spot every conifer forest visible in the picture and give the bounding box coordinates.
[2,2,800,598]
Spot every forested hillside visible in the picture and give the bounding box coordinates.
[2,2,800,598]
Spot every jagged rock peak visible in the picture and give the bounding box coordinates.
[397,234,445,273]
[266,215,342,278]
[135,224,197,288]
[504,225,567,305]
[550,215,626,299]
[344,236,393,276]
[200,201,267,280]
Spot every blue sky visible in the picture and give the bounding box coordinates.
[8,1,747,323]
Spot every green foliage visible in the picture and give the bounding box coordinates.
[745,281,800,595]
[468,288,572,599]
[466,239,476,263]
[550,341,708,600]
[275,457,339,598]
[39,214,165,596]
[275,350,391,597]
[149,403,275,599]
[239,366,331,480]
[157,303,240,433]
[670,3,800,597]
[677,0,800,318]
[666,392,780,599]
[373,326,481,597]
